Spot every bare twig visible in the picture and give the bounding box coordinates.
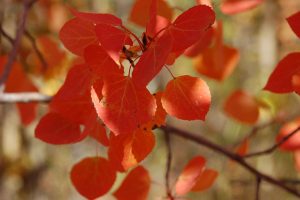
[0,92,51,103]
[24,30,48,71]
[280,179,300,185]
[255,176,261,200]
[244,127,300,158]
[160,125,300,198]
[0,0,36,86]
[164,130,173,198]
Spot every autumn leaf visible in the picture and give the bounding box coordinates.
[194,22,239,81]
[191,169,218,192]
[109,129,155,171]
[161,75,211,120]
[220,0,263,15]
[175,156,206,195]
[132,32,172,86]
[168,5,215,53]
[70,7,122,26]
[223,90,260,124]
[288,11,300,39]
[59,17,98,56]
[129,0,173,27]
[70,157,116,199]
[113,166,151,200]
[264,53,300,93]
[276,118,300,151]
[235,138,250,156]
[95,24,132,62]
[95,73,156,135]
[35,112,86,144]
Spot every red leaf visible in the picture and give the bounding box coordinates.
[276,118,300,151]
[95,24,132,61]
[132,32,173,86]
[168,5,215,53]
[288,11,300,39]
[84,44,122,78]
[220,0,263,15]
[264,53,300,93]
[129,0,173,27]
[292,73,300,95]
[235,138,249,156]
[83,111,109,146]
[113,166,150,200]
[95,73,156,135]
[109,129,155,171]
[184,27,214,57]
[161,75,211,120]
[50,64,95,124]
[194,22,239,81]
[59,18,98,56]
[191,169,218,192]
[35,112,85,144]
[0,56,38,125]
[70,157,116,199]
[70,7,122,26]
[175,156,206,195]
[223,90,259,124]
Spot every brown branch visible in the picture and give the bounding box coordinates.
[24,30,48,71]
[244,127,300,158]
[0,25,14,45]
[0,0,36,86]
[0,92,51,103]
[255,176,261,200]
[164,130,173,199]
[160,125,300,198]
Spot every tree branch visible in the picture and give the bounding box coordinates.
[255,176,261,200]
[0,25,14,45]
[0,92,51,103]
[0,0,36,86]
[164,130,173,198]
[244,127,300,158]
[160,125,300,198]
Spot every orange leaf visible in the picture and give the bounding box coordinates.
[132,32,173,86]
[70,7,122,26]
[129,0,173,27]
[17,103,37,126]
[264,53,300,93]
[276,117,300,151]
[220,0,263,15]
[113,166,150,200]
[288,11,300,39]
[95,73,156,135]
[59,18,98,56]
[70,157,116,199]
[175,156,206,195]
[161,75,211,120]
[35,112,85,144]
[194,22,239,81]
[235,138,249,156]
[292,73,300,95]
[95,24,132,62]
[191,169,218,192]
[109,129,155,171]
[168,5,215,53]
[224,90,259,124]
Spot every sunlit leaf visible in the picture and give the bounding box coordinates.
[191,169,218,192]
[70,157,116,199]
[113,166,150,200]
[161,75,211,120]
[175,156,206,195]
[220,0,263,15]
[223,90,259,124]
[277,118,300,151]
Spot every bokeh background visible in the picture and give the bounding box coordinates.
[1,0,300,199]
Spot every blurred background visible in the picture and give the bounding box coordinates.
[1,0,300,199]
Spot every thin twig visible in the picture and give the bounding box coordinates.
[0,25,14,45]
[244,127,300,158]
[280,179,300,185]
[164,130,173,198]
[160,125,300,198]
[0,0,36,86]
[0,92,51,103]
[255,176,261,200]
[24,30,48,71]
